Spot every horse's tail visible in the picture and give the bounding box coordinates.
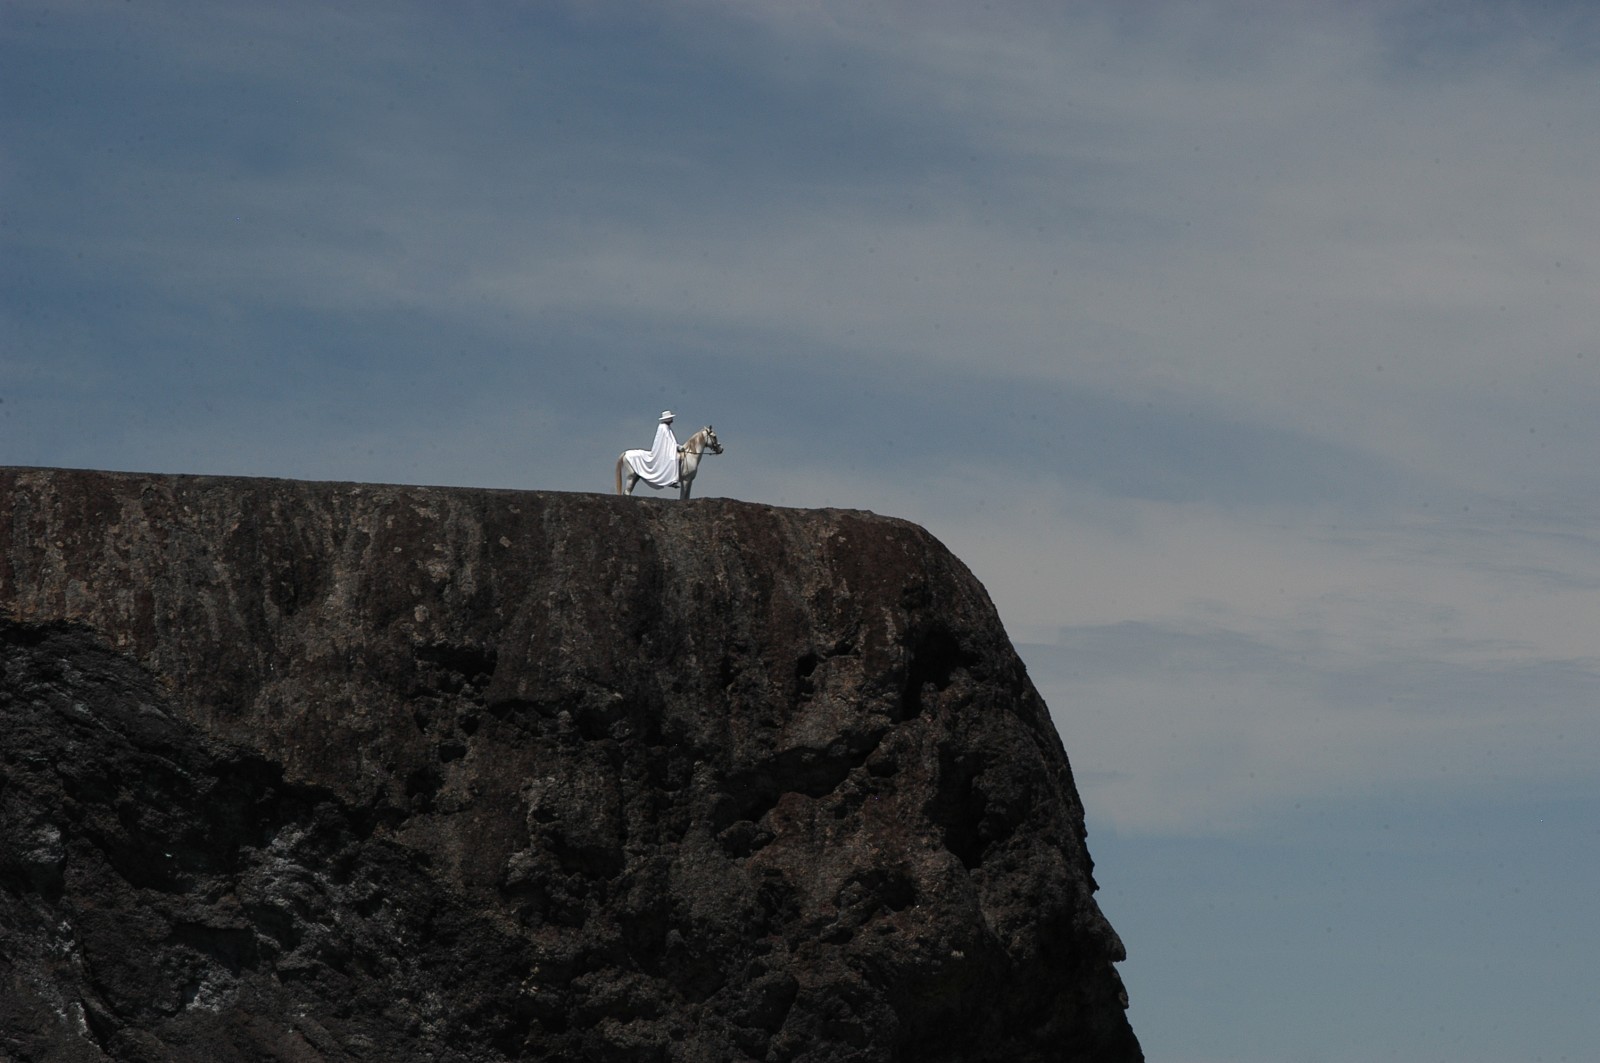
[614,455,623,495]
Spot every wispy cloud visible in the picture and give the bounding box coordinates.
[1023,617,1600,836]
[13,0,1600,502]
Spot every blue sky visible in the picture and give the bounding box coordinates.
[5,1,1599,1059]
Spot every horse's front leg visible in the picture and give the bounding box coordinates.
[679,478,692,500]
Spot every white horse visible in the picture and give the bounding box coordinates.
[615,425,723,499]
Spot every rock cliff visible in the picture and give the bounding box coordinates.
[0,467,1140,1062]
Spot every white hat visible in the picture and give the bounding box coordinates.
[659,410,675,422]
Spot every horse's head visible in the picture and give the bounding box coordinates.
[702,425,724,455]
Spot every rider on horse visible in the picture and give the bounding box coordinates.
[616,411,723,499]
[627,411,680,489]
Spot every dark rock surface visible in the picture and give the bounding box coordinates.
[0,467,1140,1062]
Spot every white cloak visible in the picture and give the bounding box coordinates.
[623,422,679,487]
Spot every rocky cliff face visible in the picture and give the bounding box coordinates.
[0,467,1139,1063]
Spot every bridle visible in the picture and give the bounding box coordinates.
[676,428,723,459]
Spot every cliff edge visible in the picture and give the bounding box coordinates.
[0,467,1140,1062]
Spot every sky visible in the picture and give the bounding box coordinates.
[4,1,1598,1058]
